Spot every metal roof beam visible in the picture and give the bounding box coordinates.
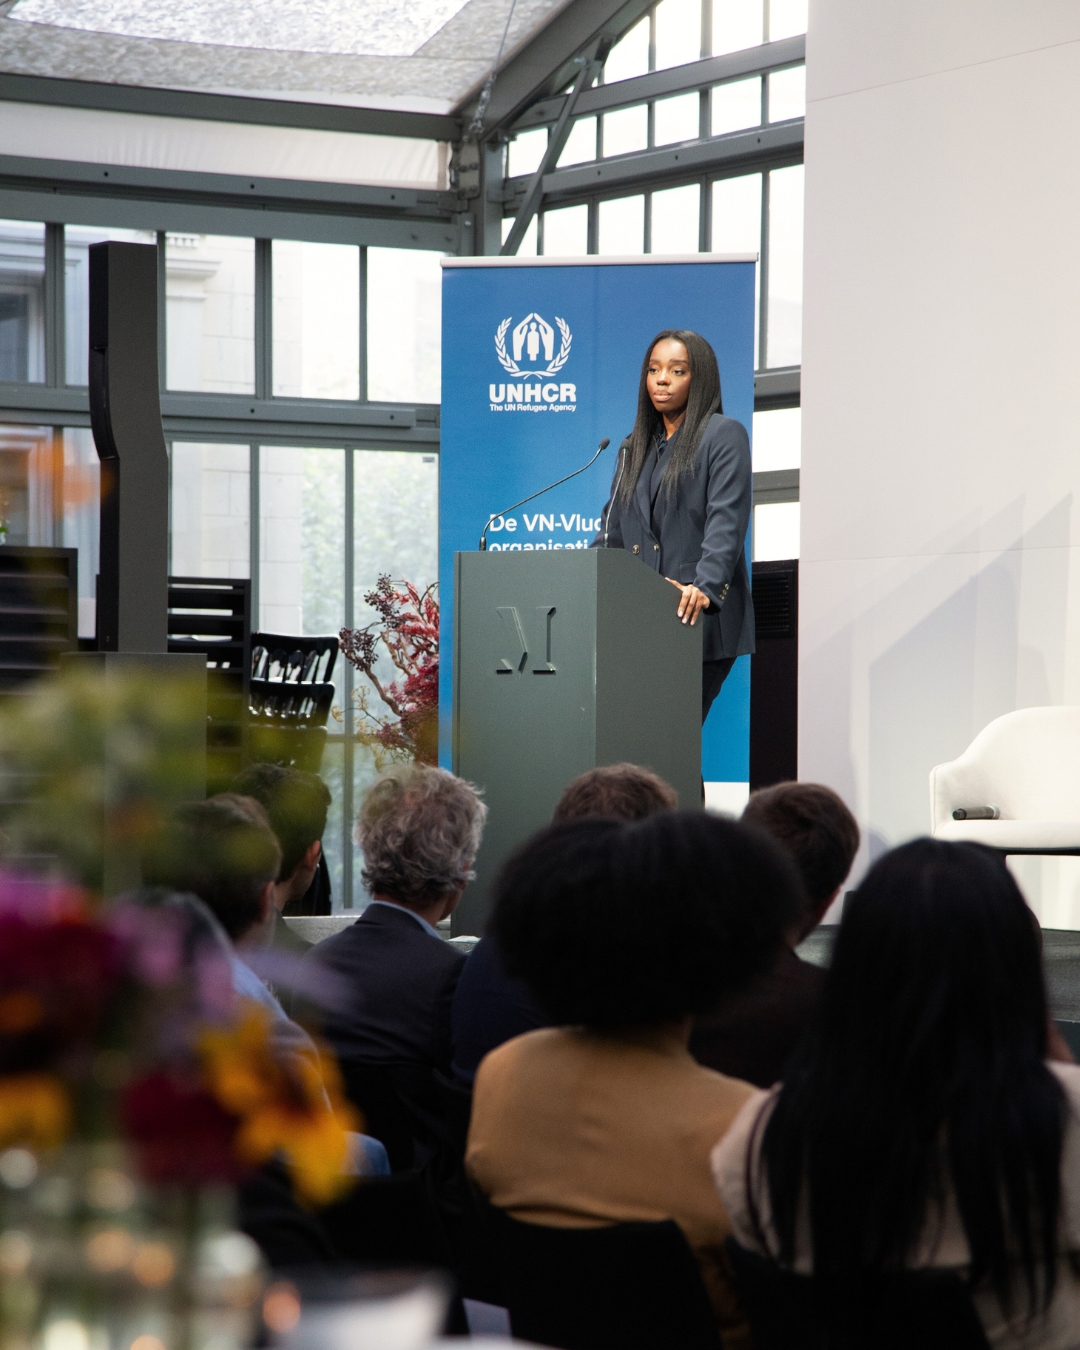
[0,72,460,142]
[456,0,653,137]
[0,154,463,249]
[500,53,599,255]
[0,153,458,216]
[512,34,805,129]
[502,120,803,204]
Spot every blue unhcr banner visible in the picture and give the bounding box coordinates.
[439,255,756,795]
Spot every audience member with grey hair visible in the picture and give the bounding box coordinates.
[305,766,486,1165]
[358,764,486,910]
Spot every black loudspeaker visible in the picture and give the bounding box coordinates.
[88,240,169,653]
[750,560,798,790]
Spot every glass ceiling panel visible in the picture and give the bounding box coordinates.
[0,0,565,112]
[9,0,474,57]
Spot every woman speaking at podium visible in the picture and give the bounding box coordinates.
[592,329,754,723]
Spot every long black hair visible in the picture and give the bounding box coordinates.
[753,838,1067,1319]
[616,329,722,504]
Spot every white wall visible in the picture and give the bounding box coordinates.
[801,2,1080,923]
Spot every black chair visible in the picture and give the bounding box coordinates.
[248,631,339,772]
[338,1059,452,1175]
[421,1073,506,1307]
[239,1160,341,1268]
[725,1239,991,1350]
[338,1061,421,1173]
[431,1069,473,1177]
[319,1171,453,1269]
[247,1167,469,1337]
[482,1202,722,1350]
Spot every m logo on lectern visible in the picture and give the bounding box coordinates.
[496,605,557,675]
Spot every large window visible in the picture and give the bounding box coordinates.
[501,0,805,373]
[496,0,804,571]
[766,164,804,367]
[366,249,444,404]
[0,0,805,900]
[752,407,800,560]
[166,234,256,395]
[0,221,46,384]
[5,219,446,410]
[511,166,803,370]
[0,202,444,909]
[603,0,808,75]
[167,441,439,908]
[170,442,250,580]
[272,243,360,400]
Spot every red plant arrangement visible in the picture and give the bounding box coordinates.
[339,576,439,767]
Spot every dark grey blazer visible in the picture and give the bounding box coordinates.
[591,413,754,662]
[305,902,465,1070]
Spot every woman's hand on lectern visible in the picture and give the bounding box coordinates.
[666,578,711,626]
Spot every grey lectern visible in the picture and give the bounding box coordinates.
[453,548,701,934]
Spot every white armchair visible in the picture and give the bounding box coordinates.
[930,707,1080,853]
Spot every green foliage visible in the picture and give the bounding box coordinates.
[0,666,207,893]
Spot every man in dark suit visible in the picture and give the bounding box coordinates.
[306,765,487,1166]
[690,781,859,1088]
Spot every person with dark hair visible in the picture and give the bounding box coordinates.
[742,780,859,914]
[449,762,678,1084]
[466,811,801,1346]
[592,329,753,722]
[712,839,1080,1345]
[142,794,311,1056]
[230,764,333,953]
[691,781,859,1087]
[551,761,679,822]
[144,794,282,944]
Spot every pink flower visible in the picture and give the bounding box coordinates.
[0,873,85,924]
[105,905,183,986]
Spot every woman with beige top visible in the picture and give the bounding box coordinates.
[712,838,1080,1349]
[466,810,802,1349]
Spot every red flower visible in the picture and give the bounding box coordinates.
[340,577,439,766]
[0,917,124,1072]
[121,1072,247,1186]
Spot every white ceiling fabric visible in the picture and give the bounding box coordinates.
[0,99,446,186]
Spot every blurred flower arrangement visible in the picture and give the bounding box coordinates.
[0,666,207,895]
[0,874,355,1200]
[338,577,438,768]
[0,873,357,1350]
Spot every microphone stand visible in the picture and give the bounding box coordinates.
[602,440,629,548]
[479,438,610,551]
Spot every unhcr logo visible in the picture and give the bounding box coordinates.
[490,312,577,412]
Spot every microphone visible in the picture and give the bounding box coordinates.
[602,439,630,548]
[479,438,610,551]
[952,805,1000,820]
